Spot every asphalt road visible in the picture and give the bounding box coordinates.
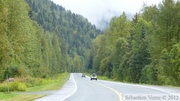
[65,73,119,101]
[35,73,180,101]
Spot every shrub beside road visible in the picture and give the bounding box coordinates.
[0,73,70,101]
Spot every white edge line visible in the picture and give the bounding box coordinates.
[61,73,77,101]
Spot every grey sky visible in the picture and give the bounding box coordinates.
[51,0,163,29]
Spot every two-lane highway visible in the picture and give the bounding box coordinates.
[65,73,180,101]
[35,73,180,101]
[65,73,119,101]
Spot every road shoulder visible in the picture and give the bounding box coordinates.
[34,73,77,101]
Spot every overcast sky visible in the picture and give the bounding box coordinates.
[51,0,163,30]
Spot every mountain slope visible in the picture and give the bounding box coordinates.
[26,0,101,72]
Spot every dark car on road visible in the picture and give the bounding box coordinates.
[90,73,97,80]
[82,74,86,77]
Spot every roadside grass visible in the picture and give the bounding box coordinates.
[84,73,91,77]
[0,92,44,101]
[0,72,70,101]
[0,92,18,100]
[26,72,69,92]
[97,75,113,81]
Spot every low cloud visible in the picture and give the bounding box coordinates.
[52,0,162,30]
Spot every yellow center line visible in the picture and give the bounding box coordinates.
[93,81,123,101]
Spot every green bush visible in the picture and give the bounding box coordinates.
[17,83,27,91]
[23,77,46,87]
[25,77,36,87]
[9,82,18,91]
[42,79,51,85]
[0,81,28,92]
[8,82,27,91]
[0,84,7,92]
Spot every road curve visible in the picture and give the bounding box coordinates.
[65,73,180,101]
[35,73,180,101]
[34,73,77,101]
[64,73,120,101]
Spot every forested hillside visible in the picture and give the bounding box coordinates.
[0,0,179,87]
[88,0,180,86]
[26,0,101,71]
[26,0,101,72]
[0,0,101,82]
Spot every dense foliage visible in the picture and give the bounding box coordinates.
[26,0,101,72]
[0,0,179,87]
[0,0,101,82]
[89,0,180,86]
[0,0,62,81]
